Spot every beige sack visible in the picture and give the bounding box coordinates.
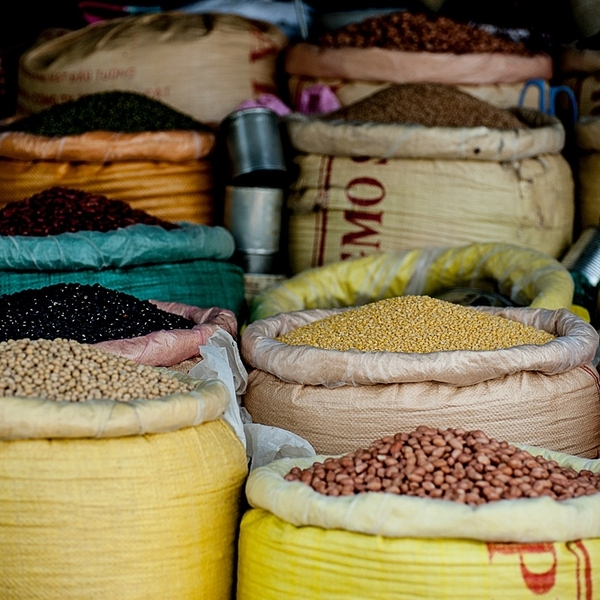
[18,12,288,125]
[576,117,600,229]
[241,307,600,457]
[285,43,552,85]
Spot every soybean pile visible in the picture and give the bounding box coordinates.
[0,338,195,402]
[0,283,195,344]
[275,295,555,353]
[0,187,179,236]
[322,83,527,130]
[0,90,212,136]
[285,426,600,504]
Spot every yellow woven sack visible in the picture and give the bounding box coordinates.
[250,243,577,322]
[237,446,600,599]
[0,376,248,599]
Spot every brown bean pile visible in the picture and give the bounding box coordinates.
[0,338,196,402]
[285,426,600,504]
[276,296,553,353]
[0,187,179,236]
[319,11,536,55]
[322,83,527,129]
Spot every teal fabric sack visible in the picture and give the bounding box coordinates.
[0,224,245,317]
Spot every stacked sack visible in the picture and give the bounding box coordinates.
[283,84,574,274]
[16,12,288,126]
[0,92,219,224]
[285,10,553,111]
[243,244,599,457]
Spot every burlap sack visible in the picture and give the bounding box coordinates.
[285,43,552,85]
[237,446,600,599]
[0,375,248,599]
[0,129,217,224]
[18,12,288,125]
[283,108,573,273]
[287,75,550,111]
[241,306,600,457]
[576,117,600,229]
[559,48,600,118]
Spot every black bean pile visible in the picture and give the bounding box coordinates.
[285,426,600,504]
[0,187,179,236]
[1,90,212,136]
[323,83,526,129]
[319,11,537,55]
[0,283,195,344]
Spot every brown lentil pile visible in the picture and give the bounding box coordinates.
[285,426,600,504]
[275,295,554,353]
[319,11,536,55]
[0,338,196,402]
[322,83,526,129]
[0,187,179,236]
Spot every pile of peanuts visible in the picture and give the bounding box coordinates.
[284,426,600,504]
[276,296,555,353]
[0,338,196,402]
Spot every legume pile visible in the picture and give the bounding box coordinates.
[0,187,179,236]
[0,90,212,136]
[322,83,527,129]
[275,295,555,353]
[285,426,600,504]
[0,337,195,402]
[0,283,195,344]
[319,11,537,55]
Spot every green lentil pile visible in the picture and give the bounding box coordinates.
[275,295,555,353]
[323,83,526,129]
[0,338,196,402]
[1,91,212,136]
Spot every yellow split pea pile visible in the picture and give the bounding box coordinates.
[285,426,600,504]
[0,338,196,402]
[276,295,555,353]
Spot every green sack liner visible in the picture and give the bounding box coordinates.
[0,223,234,270]
[0,259,245,318]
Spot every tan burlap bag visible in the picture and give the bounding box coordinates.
[18,12,288,125]
[576,117,600,229]
[241,306,600,457]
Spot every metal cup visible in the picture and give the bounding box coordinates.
[224,186,284,274]
[221,108,287,184]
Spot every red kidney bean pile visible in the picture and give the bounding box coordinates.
[0,283,195,344]
[0,187,179,236]
[318,11,537,55]
[284,426,600,505]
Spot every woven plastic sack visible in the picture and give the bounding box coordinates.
[250,244,577,323]
[17,12,287,125]
[237,446,600,599]
[0,129,217,224]
[575,117,600,230]
[0,374,248,599]
[0,223,246,317]
[241,306,600,457]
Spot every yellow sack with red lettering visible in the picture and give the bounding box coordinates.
[238,446,600,599]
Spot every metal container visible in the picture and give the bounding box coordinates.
[561,227,600,287]
[222,108,287,183]
[224,186,284,274]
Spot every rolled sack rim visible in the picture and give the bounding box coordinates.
[241,306,599,387]
[244,447,600,543]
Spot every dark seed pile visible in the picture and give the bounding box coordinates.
[322,83,527,129]
[1,90,212,136]
[0,187,179,236]
[319,11,537,55]
[0,283,195,344]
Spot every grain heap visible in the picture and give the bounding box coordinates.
[284,425,600,504]
[276,295,555,353]
[0,187,179,236]
[0,337,195,402]
[322,83,527,129]
[1,90,212,136]
[318,11,541,55]
[0,283,195,343]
